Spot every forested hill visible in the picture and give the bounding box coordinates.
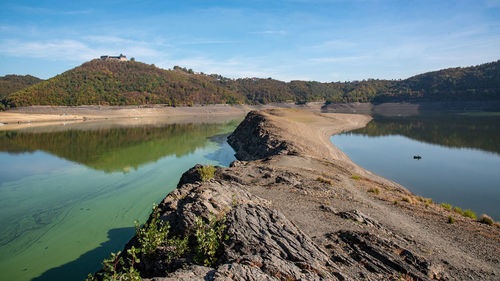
[2,59,499,109]
[0,75,42,99]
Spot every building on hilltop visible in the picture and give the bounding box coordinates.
[100,54,128,61]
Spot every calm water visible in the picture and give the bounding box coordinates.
[331,112,500,220]
[0,119,240,281]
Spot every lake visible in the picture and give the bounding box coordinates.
[0,118,241,281]
[331,111,500,220]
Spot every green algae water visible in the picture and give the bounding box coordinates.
[331,112,500,220]
[0,118,241,281]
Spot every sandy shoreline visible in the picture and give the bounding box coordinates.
[0,103,329,131]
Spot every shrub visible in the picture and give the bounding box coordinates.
[440,203,452,210]
[462,209,477,219]
[86,247,141,281]
[197,165,216,181]
[478,214,494,226]
[350,175,361,180]
[402,197,411,203]
[368,187,380,195]
[135,205,188,258]
[194,215,228,267]
[135,205,170,255]
[316,177,333,185]
[447,216,455,224]
[453,207,463,215]
[393,200,399,205]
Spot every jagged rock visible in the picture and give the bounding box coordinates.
[177,164,204,187]
[337,210,383,229]
[159,181,270,237]
[325,230,447,280]
[144,265,214,281]
[223,204,343,280]
[320,204,338,214]
[227,111,298,161]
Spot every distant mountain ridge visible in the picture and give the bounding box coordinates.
[1,59,499,109]
[0,75,42,99]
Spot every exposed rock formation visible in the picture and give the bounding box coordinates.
[108,109,499,281]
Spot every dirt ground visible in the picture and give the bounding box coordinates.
[224,109,500,280]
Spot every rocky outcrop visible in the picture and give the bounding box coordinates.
[227,111,300,161]
[105,109,499,281]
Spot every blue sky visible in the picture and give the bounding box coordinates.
[1,0,499,81]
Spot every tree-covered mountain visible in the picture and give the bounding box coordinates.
[0,75,42,99]
[2,59,499,109]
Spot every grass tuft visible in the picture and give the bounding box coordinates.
[197,165,216,181]
[440,203,452,210]
[453,206,463,215]
[368,187,380,194]
[462,209,477,219]
[316,176,333,185]
[350,175,361,180]
[402,197,411,203]
[478,214,494,226]
[447,216,455,224]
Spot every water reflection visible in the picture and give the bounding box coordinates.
[351,113,500,154]
[0,120,241,174]
[0,119,240,281]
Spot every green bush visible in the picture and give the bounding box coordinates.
[197,165,216,181]
[86,247,141,281]
[453,206,463,215]
[440,203,452,210]
[462,209,477,219]
[447,216,455,224]
[350,175,361,180]
[194,215,227,267]
[368,187,380,194]
[135,205,170,255]
[402,197,411,203]
[478,214,494,226]
[135,205,188,258]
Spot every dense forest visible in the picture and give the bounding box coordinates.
[0,75,42,99]
[1,59,499,109]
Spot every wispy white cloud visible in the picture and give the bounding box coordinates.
[0,38,165,62]
[308,55,370,63]
[249,30,287,35]
[12,5,93,15]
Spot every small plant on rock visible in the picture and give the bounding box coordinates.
[478,214,494,226]
[197,165,216,181]
[463,209,477,220]
[135,205,170,255]
[447,216,455,224]
[135,205,188,259]
[402,197,411,203]
[86,247,141,281]
[350,175,361,180]
[440,203,452,210]
[368,187,380,194]
[194,215,228,267]
[316,176,333,185]
[453,206,463,215]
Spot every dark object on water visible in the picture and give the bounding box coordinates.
[413,155,422,160]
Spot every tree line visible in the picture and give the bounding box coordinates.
[1,59,499,109]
